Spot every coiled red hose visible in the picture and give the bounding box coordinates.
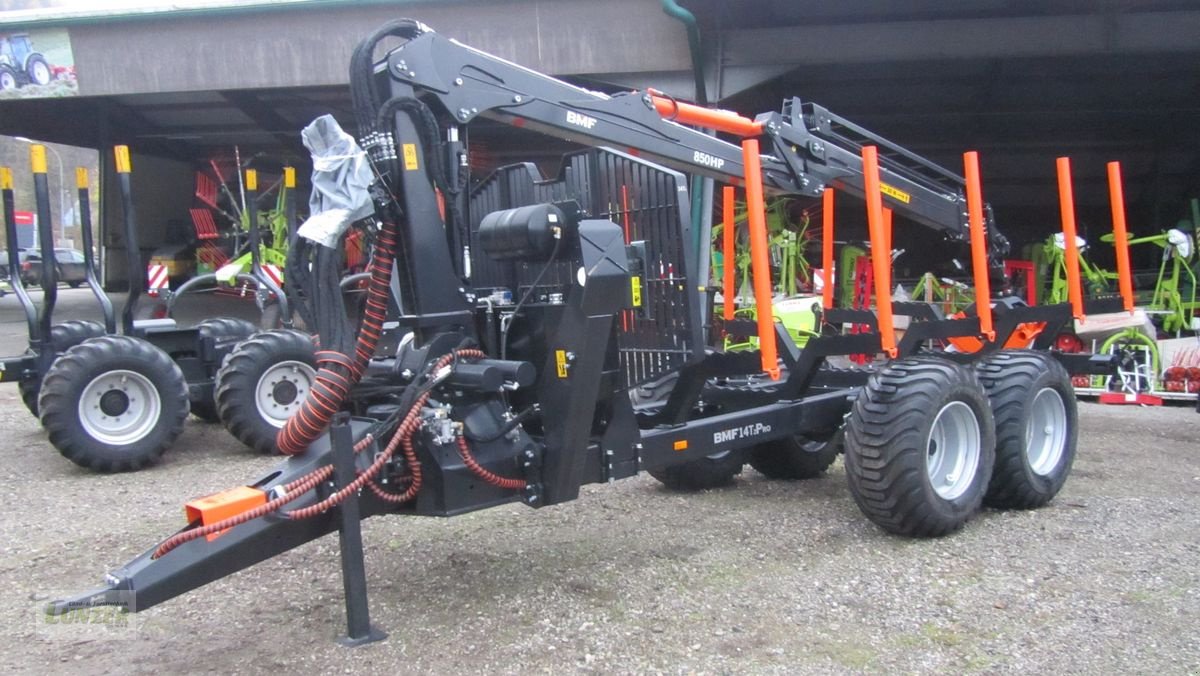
[284,349,486,518]
[277,221,400,455]
[456,436,526,490]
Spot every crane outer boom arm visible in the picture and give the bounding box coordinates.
[383,29,1007,253]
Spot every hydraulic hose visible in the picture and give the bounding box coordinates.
[455,436,525,490]
[276,219,400,454]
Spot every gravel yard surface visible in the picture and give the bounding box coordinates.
[0,290,1197,674]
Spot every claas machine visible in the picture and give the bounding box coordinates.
[52,19,1120,640]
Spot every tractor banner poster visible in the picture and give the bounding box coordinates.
[0,27,76,99]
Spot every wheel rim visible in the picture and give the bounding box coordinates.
[31,62,49,85]
[1026,387,1067,476]
[77,369,161,445]
[925,401,981,500]
[255,360,315,428]
[0,72,14,89]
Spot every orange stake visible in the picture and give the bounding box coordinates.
[1106,162,1135,314]
[1055,157,1085,321]
[821,188,835,310]
[962,151,995,341]
[722,186,737,321]
[861,146,897,358]
[741,139,779,379]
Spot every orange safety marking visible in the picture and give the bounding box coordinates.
[184,486,267,542]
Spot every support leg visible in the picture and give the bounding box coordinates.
[331,413,386,646]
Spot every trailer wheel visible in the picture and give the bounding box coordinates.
[976,350,1077,509]
[38,335,188,472]
[215,329,316,454]
[19,319,107,416]
[844,356,995,537]
[647,450,744,491]
[749,430,842,480]
[188,317,259,422]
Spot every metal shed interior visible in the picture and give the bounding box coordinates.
[0,0,1197,282]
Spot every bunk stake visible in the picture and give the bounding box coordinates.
[1106,162,1135,314]
[330,412,386,647]
[740,139,779,379]
[963,151,994,341]
[821,188,834,311]
[722,185,736,321]
[76,167,116,334]
[860,146,897,358]
[1055,157,1085,321]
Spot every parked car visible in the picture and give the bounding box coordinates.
[21,248,87,287]
[0,248,31,279]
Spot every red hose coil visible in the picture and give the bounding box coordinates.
[456,436,526,490]
[277,222,400,455]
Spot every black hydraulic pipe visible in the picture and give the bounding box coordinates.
[30,145,58,347]
[245,170,291,327]
[1,167,40,344]
[75,168,116,334]
[114,146,142,335]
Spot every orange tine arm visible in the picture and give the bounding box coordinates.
[722,186,737,321]
[963,151,995,341]
[1106,162,1135,314]
[650,93,763,137]
[861,146,897,358]
[741,139,780,380]
[821,188,835,310]
[1055,157,1085,321]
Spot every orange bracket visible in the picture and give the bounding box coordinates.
[741,139,780,379]
[1106,162,1135,314]
[722,186,737,321]
[185,486,266,541]
[649,92,763,137]
[963,151,995,341]
[821,188,835,310]
[861,146,897,358]
[1055,157,1085,321]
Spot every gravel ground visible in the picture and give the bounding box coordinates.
[0,290,1197,674]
